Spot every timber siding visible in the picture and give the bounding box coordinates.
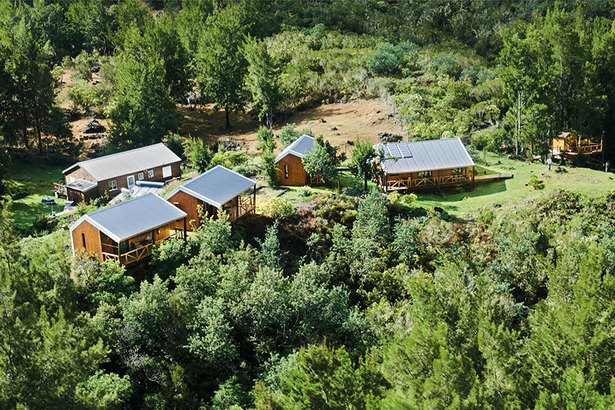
[167,189,239,230]
[276,153,307,186]
[71,219,102,260]
[64,161,181,201]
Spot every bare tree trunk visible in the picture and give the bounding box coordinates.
[225,106,230,128]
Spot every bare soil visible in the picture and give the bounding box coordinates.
[180,99,406,155]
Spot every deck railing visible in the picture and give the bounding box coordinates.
[383,174,470,191]
[228,195,255,222]
[102,243,153,265]
[100,231,184,265]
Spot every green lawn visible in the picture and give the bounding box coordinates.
[411,151,615,216]
[7,159,66,228]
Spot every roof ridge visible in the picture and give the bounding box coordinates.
[186,165,255,186]
[85,192,159,217]
[78,143,167,166]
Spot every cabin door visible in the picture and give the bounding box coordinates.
[127,175,135,188]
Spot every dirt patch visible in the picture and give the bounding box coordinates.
[180,99,405,155]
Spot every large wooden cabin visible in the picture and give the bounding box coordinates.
[274,135,316,186]
[165,165,256,229]
[551,132,603,156]
[56,143,182,203]
[374,138,475,192]
[70,193,187,266]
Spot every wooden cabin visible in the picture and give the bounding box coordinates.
[374,138,475,192]
[551,132,603,156]
[56,143,182,203]
[70,193,187,265]
[165,165,256,229]
[274,135,316,186]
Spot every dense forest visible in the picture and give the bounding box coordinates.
[2,0,615,408]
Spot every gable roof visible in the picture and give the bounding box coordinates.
[63,143,181,181]
[165,165,256,208]
[374,138,474,174]
[70,193,186,243]
[274,135,315,163]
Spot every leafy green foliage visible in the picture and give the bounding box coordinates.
[302,136,340,183]
[195,4,248,128]
[244,35,282,129]
[108,24,181,150]
[184,137,212,172]
[366,42,416,76]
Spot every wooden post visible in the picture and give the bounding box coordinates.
[183,217,187,242]
[253,185,256,214]
[117,240,122,265]
[472,166,475,190]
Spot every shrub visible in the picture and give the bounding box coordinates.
[262,198,294,219]
[261,149,278,185]
[66,80,100,114]
[165,133,185,160]
[366,42,416,76]
[211,150,250,169]
[528,174,545,190]
[279,124,313,148]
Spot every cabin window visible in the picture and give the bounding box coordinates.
[418,171,432,179]
[148,169,154,178]
[127,175,135,187]
[108,180,118,191]
[81,233,86,248]
[162,166,172,178]
[138,172,144,180]
[284,164,289,179]
[451,167,465,176]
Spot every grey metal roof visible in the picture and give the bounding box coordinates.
[70,193,187,243]
[274,135,315,163]
[66,179,97,193]
[108,182,165,205]
[374,138,474,174]
[165,165,256,208]
[63,143,181,181]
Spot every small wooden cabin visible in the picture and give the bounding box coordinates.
[70,193,187,265]
[374,138,475,192]
[57,143,182,203]
[551,132,603,156]
[165,165,256,229]
[274,135,316,186]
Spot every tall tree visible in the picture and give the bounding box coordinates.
[244,35,282,130]
[195,4,248,128]
[350,139,375,191]
[108,24,181,150]
[3,14,59,154]
[302,136,340,184]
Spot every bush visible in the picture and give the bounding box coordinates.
[211,151,250,169]
[366,42,416,76]
[528,174,545,190]
[66,80,100,114]
[279,124,313,148]
[165,133,185,160]
[262,198,294,219]
[261,149,278,185]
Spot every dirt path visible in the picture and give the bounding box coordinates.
[180,99,406,155]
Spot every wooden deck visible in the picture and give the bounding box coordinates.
[474,173,513,182]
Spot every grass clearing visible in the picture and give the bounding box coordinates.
[412,151,615,216]
[7,159,66,228]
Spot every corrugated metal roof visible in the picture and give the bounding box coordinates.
[374,138,474,174]
[70,193,186,242]
[274,135,315,163]
[66,179,97,193]
[165,165,256,208]
[63,143,181,181]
